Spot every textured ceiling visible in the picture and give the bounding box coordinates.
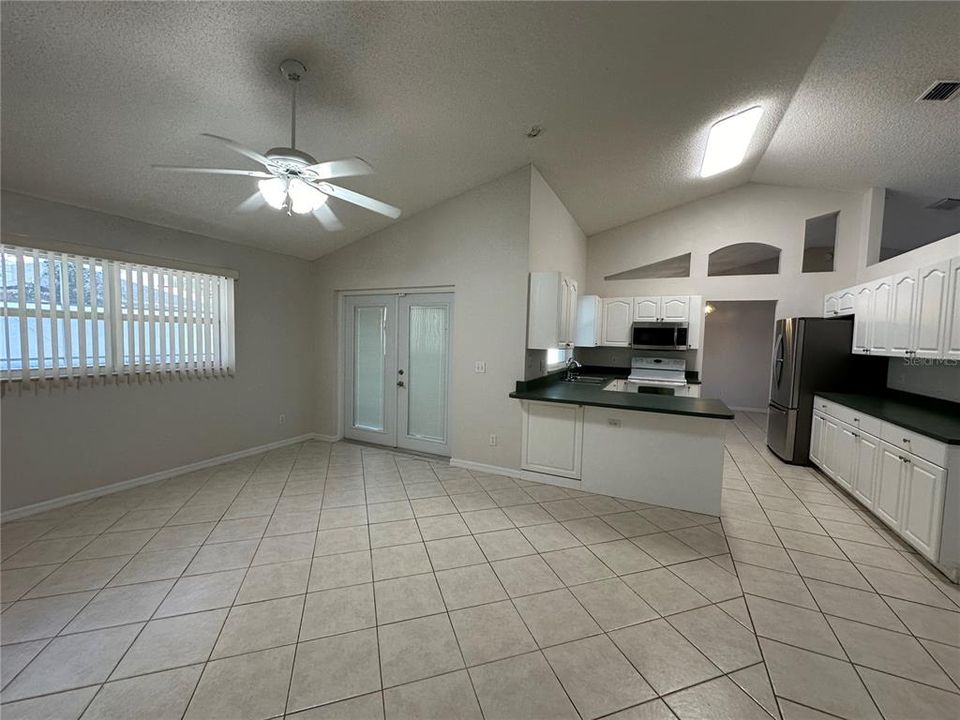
[1,2,841,260]
[754,2,960,198]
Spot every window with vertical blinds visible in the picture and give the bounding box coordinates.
[0,243,236,383]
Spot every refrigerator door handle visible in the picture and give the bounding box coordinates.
[773,333,785,386]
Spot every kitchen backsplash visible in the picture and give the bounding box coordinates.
[574,347,697,368]
[887,359,960,404]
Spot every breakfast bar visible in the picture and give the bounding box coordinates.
[510,372,734,516]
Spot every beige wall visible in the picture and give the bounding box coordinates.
[312,167,532,470]
[1,191,317,512]
[700,300,777,410]
[586,182,864,318]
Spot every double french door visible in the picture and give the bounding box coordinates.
[343,292,453,455]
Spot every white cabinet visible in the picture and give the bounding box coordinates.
[875,442,906,530]
[852,432,880,509]
[601,297,633,347]
[660,296,690,322]
[823,290,855,317]
[889,271,917,355]
[868,277,894,355]
[942,256,960,359]
[575,295,602,347]
[852,285,873,354]
[632,297,660,322]
[810,412,825,466]
[520,401,583,479]
[686,295,704,350]
[913,260,949,358]
[901,455,947,560]
[528,272,577,350]
[832,422,859,492]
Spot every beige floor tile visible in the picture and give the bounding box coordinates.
[489,488,535,508]
[435,563,507,610]
[300,583,375,640]
[289,632,381,711]
[629,532,702,566]
[0,686,99,720]
[0,591,96,644]
[452,491,498,513]
[83,664,202,720]
[374,573,445,624]
[828,615,955,690]
[309,550,372,591]
[113,608,226,678]
[502,503,556,527]
[236,558,310,603]
[542,547,614,586]
[212,595,303,658]
[264,512,319,537]
[587,539,658,575]
[107,547,195,586]
[185,645,295,720]
[252,532,314,566]
[0,639,46,688]
[425,536,485,570]
[24,555,131,599]
[805,578,909,632]
[3,623,141,701]
[858,565,956,609]
[545,634,655,719]
[789,550,871,590]
[669,558,742,602]
[73,529,156,560]
[518,522,580,552]
[0,566,58,603]
[728,537,797,573]
[416,514,470,541]
[514,588,601,647]
[154,568,245,617]
[449,600,537,666]
[858,665,958,720]
[469,651,578,720]
[410,496,458,517]
[665,675,772,720]
[287,692,384,720]
[760,638,881,719]
[621,568,709,616]
[735,563,817,609]
[886,597,960,646]
[570,577,658,631]
[368,500,415,523]
[369,519,420,548]
[921,638,960,687]
[729,662,781,719]
[611,619,721,695]
[561,517,621,545]
[383,670,481,719]
[490,555,563,597]
[668,604,761,672]
[603,512,661,538]
[379,614,465,686]
[670,525,729,556]
[185,539,257,575]
[206,516,269,544]
[314,526,369,556]
[473,528,536,561]
[746,594,845,658]
[373,542,432,580]
[461,509,514,534]
[63,579,173,634]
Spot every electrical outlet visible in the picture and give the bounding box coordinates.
[474,361,486,373]
[489,434,497,446]
[279,414,286,425]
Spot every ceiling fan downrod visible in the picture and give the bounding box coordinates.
[280,59,307,150]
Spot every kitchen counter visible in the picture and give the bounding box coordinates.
[510,374,733,420]
[816,391,960,444]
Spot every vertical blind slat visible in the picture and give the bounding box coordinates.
[31,250,46,379]
[16,253,29,382]
[46,251,60,381]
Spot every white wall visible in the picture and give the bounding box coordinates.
[313,167,532,470]
[526,166,588,378]
[700,301,777,410]
[1,191,317,512]
[586,182,863,319]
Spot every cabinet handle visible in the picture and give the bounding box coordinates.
[902,438,910,444]
[852,433,859,438]
[853,417,859,422]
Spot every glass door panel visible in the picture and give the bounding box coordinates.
[343,295,397,445]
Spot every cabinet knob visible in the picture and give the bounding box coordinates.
[902,438,910,443]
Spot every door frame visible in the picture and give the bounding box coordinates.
[336,286,455,453]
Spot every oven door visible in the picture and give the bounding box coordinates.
[631,323,686,349]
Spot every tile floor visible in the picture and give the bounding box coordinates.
[1,412,958,719]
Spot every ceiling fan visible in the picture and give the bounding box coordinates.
[153,59,401,231]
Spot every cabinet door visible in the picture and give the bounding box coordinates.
[913,261,949,358]
[852,285,873,354]
[889,271,917,355]
[852,432,879,508]
[875,442,906,530]
[633,297,660,322]
[602,298,633,346]
[567,280,578,346]
[941,256,960,359]
[521,401,583,479]
[901,455,946,561]
[869,277,894,354]
[686,296,703,350]
[824,293,839,317]
[820,417,840,478]
[660,296,689,322]
[832,422,858,491]
[810,413,825,467]
[838,289,856,315]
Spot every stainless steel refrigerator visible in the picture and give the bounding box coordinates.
[766,317,886,464]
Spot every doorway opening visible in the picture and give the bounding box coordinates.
[343,292,454,456]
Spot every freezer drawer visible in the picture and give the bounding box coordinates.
[766,403,799,462]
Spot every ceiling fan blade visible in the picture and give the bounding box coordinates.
[236,192,266,214]
[200,133,272,168]
[153,165,273,178]
[312,204,344,231]
[303,157,374,180]
[316,183,402,219]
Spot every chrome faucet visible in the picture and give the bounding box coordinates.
[564,357,582,379]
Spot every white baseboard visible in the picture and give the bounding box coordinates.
[2,433,322,522]
[315,432,342,443]
[449,458,523,479]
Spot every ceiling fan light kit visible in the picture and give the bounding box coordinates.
[153,59,400,231]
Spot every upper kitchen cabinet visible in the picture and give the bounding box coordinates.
[823,288,856,317]
[852,284,873,354]
[601,297,633,346]
[632,296,660,322]
[942,256,960,359]
[528,272,578,349]
[632,295,691,323]
[913,260,950,358]
[575,295,602,347]
[889,270,918,354]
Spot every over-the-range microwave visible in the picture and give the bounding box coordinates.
[631,322,689,350]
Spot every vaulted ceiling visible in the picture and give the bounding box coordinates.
[1,3,956,261]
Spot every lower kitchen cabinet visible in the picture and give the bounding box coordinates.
[810,396,951,569]
[520,400,583,479]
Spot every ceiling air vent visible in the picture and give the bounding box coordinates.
[926,197,960,211]
[916,80,960,102]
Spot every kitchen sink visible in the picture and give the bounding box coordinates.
[561,375,610,385]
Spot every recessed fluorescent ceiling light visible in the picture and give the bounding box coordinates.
[700,105,763,178]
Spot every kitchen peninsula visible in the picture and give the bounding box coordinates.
[510,372,734,515]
